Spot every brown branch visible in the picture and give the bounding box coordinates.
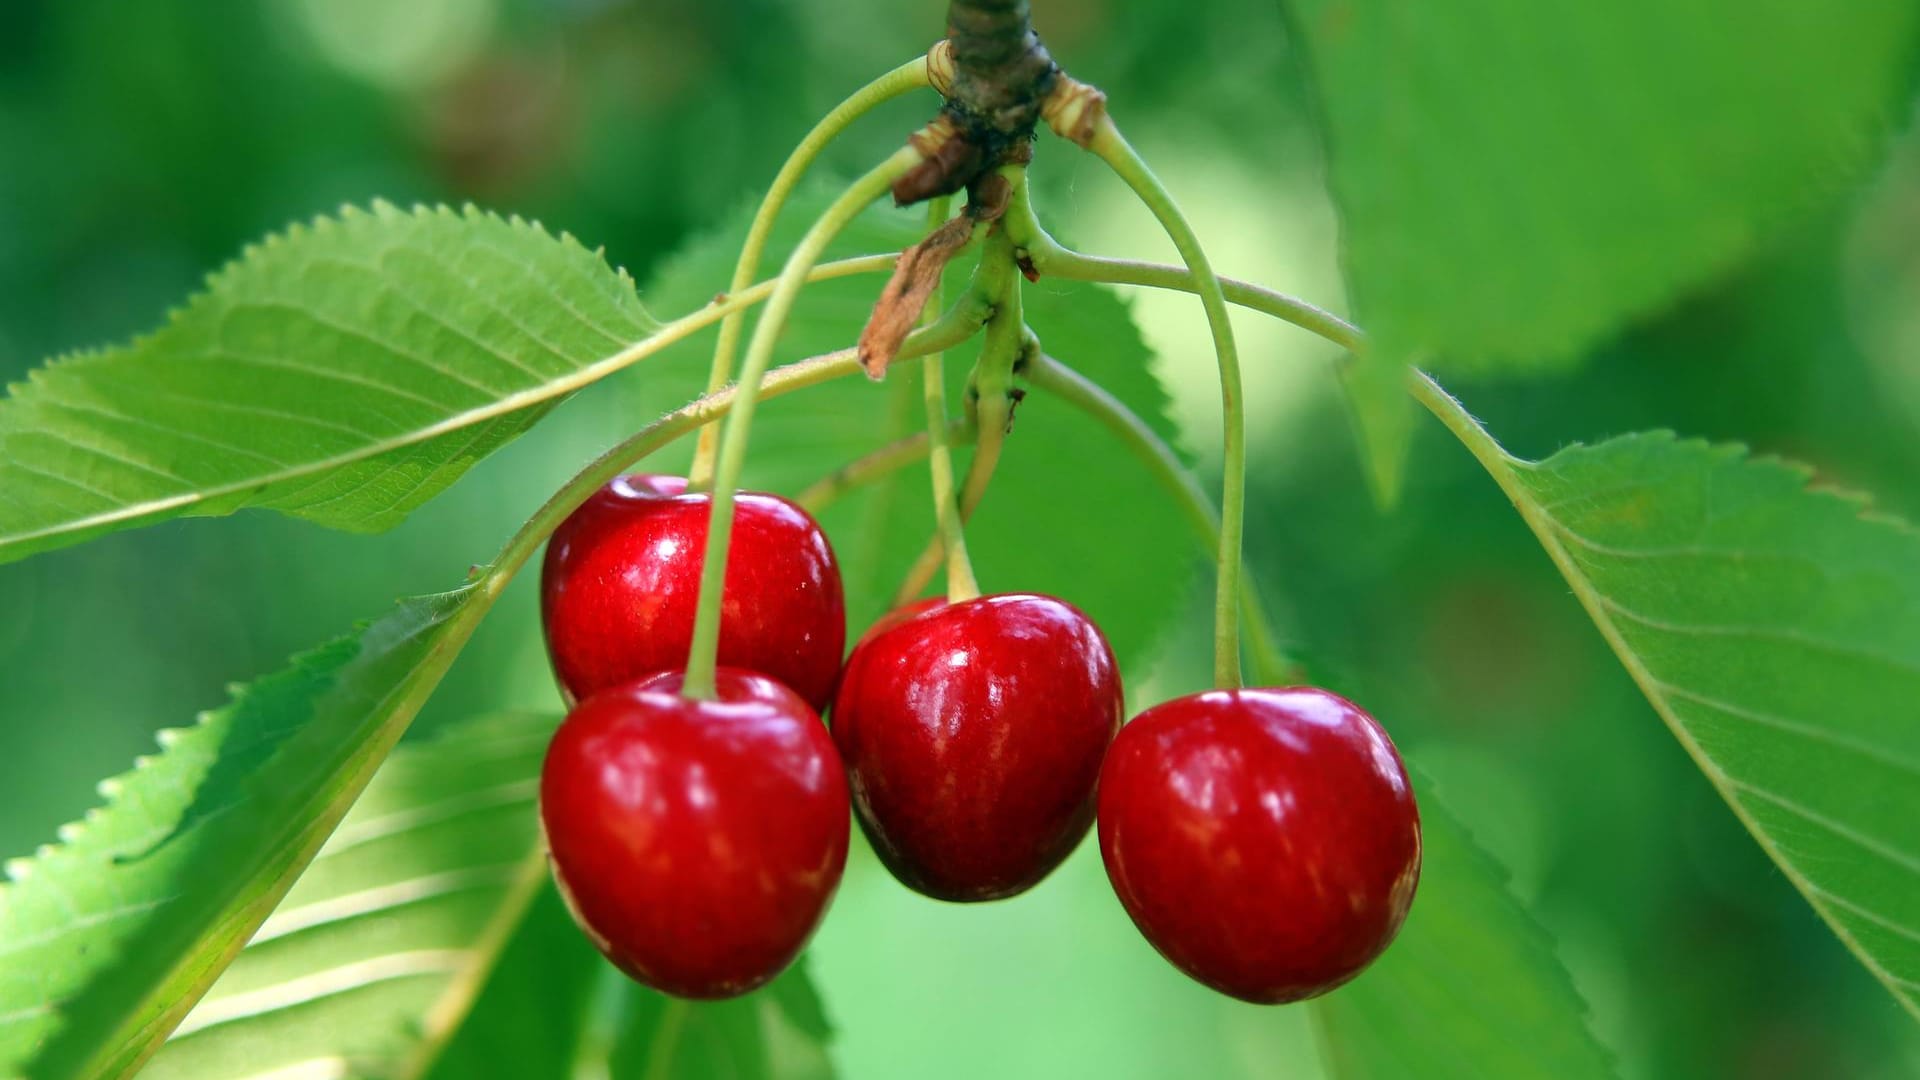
[893,0,1059,205]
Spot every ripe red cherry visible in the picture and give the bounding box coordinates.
[539,668,850,999]
[1097,687,1421,1004]
[540,475,845,711]
[831,594,1123,901]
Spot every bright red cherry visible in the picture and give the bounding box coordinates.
[1097,687,1421,1003]
[540,475,845,711]
[831,594,1123,901]
[539,668,850,999]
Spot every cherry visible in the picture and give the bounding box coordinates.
[831,594,1123,901]
[539,668,850,999]
[540,474,845,711]
[1097,687,1421,1004]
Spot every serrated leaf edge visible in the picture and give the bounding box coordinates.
[0,203,661,556]
[1415,372,1920,1021]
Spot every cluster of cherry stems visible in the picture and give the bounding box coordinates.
[530,53,1423,1008]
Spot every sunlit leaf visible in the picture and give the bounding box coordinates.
[1419,374,1920,1018]
[144,708,841,1080]
[0,582,493,1079]
[144,711,555,1079]
[0,203,657,564]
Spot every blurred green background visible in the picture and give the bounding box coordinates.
[2,1,1918,1076]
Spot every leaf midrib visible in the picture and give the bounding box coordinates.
[1,311,672,552]
[1410,372,1920,1022]
[0,249,899,557]
[66,592,494,1080]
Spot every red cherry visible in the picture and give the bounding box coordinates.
[539,668,850,999]
[540,475,845,711]
[1097,687,1421,1003]
[831,594,1123,901]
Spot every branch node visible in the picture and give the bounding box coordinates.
[894,0,1061,205]
[927,40,958,98]
[1042,74,1108,149]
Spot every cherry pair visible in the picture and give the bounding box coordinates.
[536,474,1121,997]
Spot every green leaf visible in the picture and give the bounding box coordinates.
[605,961,836,1080]
[1313,773,1616,1078]
[0,580,497,1079]
[638,188,1194,669]
[1282,0,1920,372]
[1337,350,1416,509]
[428,889,836,1080]
[142,710,556,1079]
[420,887,608,1077]
[143,708,840,1080]
[0,202,658,565]
[1417,373,1920,1018]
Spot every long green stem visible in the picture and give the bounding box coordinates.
[918,197,982,602]
[892,224,1023,606]
[1023,353,1300,684]
[484,300,985,595]
[1086,115,1246,689]
[687,56,932,489]
[682,149,925,700]
[1034,250,1361,354]
[792,421,975,515]
[310,251,892,486]
[997,161,1362,354]
[887,371,1012,606]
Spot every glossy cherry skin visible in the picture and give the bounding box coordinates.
[540,475,845,711]
[539,668,850,998]
[831,594,1123,901]
[1097,687,1421,1004]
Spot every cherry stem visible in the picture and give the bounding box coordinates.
[489,300,988,599]
[892,219,1023,606]
[1084,115,1247,690]
[687,56,933,490]
[916,197,984,603]
[1000,171,1365,361]
[681,149,926,701]
[1023,352,1301,685]
[891,385,1008,605]
[793,420,976,515]
[1013,243,1363,355]
[387,251,896,460]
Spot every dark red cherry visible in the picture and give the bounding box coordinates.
[1097,687,1421,1004]
[540,475,845,711]
[831,593,1123,901]
[539,668,850,999]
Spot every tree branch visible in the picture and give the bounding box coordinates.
[893,0,1059,204]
